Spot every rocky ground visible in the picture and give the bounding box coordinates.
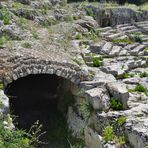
[0,0,148,148]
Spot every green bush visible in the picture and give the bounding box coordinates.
[116,116,127,126]
[134,85,147,92]
[103,126,114,142]
[85,7,94,18]
[110,99,124,110]
[0,34,11,48]
[112,38,133,44]
[144,47,148,51]
[133,35,143,43]
[139,72,148,78]
[79,101,94,121]
[17,17,28,29]
[92,57,103,67]
[134,85,148,96]
[0,83,4,90]
[0,120,44,148]
[103,116,127,146]
[120,73,134,79]
[0,8,12,25]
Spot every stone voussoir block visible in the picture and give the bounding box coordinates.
[85,87,110,111]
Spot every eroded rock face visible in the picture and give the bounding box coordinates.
[0,90,9,115]
[87,6,148,26]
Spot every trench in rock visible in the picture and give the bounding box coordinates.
[5,74,74,148]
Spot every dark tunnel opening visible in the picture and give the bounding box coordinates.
[4,74,74,148]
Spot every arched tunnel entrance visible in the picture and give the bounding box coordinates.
[4,74,76,148]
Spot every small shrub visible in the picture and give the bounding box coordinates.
[116,116,127,126]
[17,17,28,29]
[79,101,94,121]
[133,35,143,43]
[103,116,127,146]
[114,135,126,145]
[134,85,147,92]
[75,33,83,40]
[110,99,124,110]
[31,31,39,39]
[64,15,73,22]
[139,72,148,78]
[0,120,44,148]
[90,29,98,41]
[121,73,134,79]
[67,138,84,148]
[0,83,4,90]
[0,8,12,25]
[103,126,114,142]
[85,7,94,18]
[22,42,32,48]
[135,85,148,96]
[92,57,103,67]
[112,38,133,44]
[12,2,28,9]
[0,34,11,48]
[0,101,4,108]
[144,47,148,51]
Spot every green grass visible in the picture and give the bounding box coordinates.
[129,84,148,96]
[31,31,39,39]
[103,126,114,142]
[22,42,32,48]
[79,101,94,121]
[112,38,133,44]
[116,117,127,126]
[139,72,148,78]
[103,116,127,146]
[84,7,95,18]
[17,17,28,29]
[0,83,4,90]
[0,8,12,25]
[134,85,147,92]
[0,120,44,148]
[12,2,29,9]
[0,34,11,48]
[144,47,148,51]
[92,57,103,67]
[110,99,124,110]
[75,33,83,40]
[133,35,143,44]
[120,73,134,79]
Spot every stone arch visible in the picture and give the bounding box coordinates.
[2,56,88,87]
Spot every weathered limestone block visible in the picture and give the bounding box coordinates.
[125,118,148,148]
[101,42,113,54]
[85,87,110,111]
[92,7,148,26]
[76,16,98,30]
[67,107,85,138]
[84,127,103,148]
[0,90,9,115]
[101,63,125,77]
[80,70,116,90]
[107,82,129,109]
